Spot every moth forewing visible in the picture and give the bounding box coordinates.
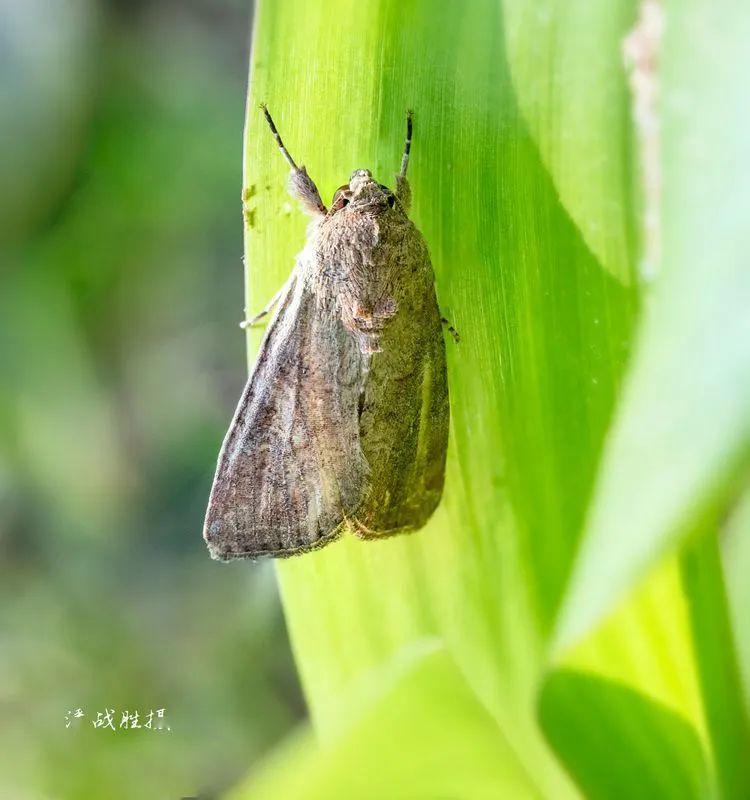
[203,269,367,560]
[349,227,449,537]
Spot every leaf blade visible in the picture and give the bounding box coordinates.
[555,0,750,651]
[230,647,541,800]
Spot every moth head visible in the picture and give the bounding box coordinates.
[328,169,398,215]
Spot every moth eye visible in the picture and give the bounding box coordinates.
[387,194,396,208]
[330,186,351,213]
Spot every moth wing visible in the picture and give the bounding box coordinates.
[204,269,367,560]
[353,271,449,536]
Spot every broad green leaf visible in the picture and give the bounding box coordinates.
[240,0,717,795]
[555,0,750,650]
[723,489,750,706]
[539,669,710,799]
[243,0,640,793]
[543,521,749,798]
[229,646,539,800]
[681,533,750,799]
[502,0,638,284]
[551,559,704,735]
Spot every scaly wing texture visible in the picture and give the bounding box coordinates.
[204,269,367,560]
[353,247,449,536]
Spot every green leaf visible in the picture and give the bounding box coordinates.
[723,490,750,706]
[539,669,710,800]
[681,533,750,799]
[548,558,705,740]
[229,646,539,800]
[502,0,638,284]
[555,0,750,650]
[239,0,721,796]
[243,0,644,792]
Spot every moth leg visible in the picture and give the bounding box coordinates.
[395,110,413,213]
[240,284,285,329]
[261,104,327,217]
[441,316,460,343]
[399,109,413,179]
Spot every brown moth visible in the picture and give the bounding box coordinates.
[203,106,453,560]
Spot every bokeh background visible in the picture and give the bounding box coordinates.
[0,1,303,798]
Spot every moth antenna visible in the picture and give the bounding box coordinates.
[261,104,298,170]
[261,104,327,216]
[399,110,413,179]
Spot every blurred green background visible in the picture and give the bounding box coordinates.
[0,1,303,798]
[5,0,750,798]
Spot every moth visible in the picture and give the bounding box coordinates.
[203,106,453,560]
